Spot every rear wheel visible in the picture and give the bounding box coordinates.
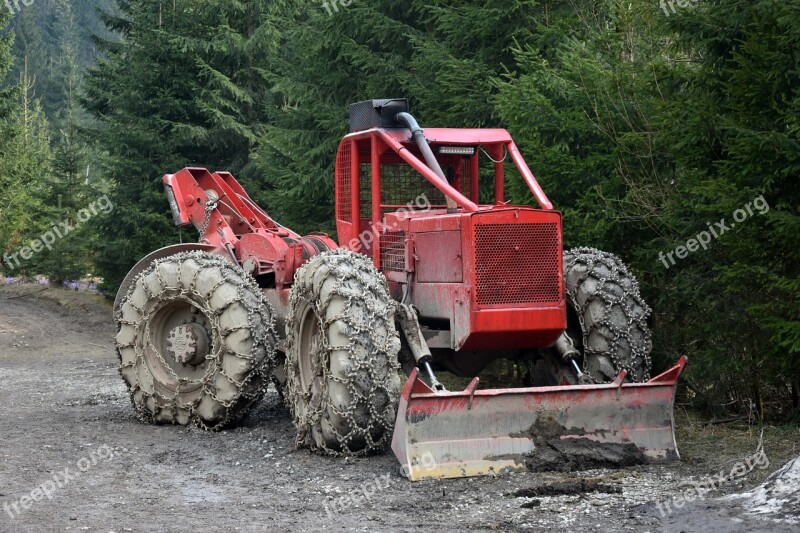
[115,251,276,430]
[286,249,401,456]
[533,248,652,385]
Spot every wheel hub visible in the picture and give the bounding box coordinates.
[166,323,210,366]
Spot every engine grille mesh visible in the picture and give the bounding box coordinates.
[380,231,405,272]
[474,223,561,305]
[336,142,352,222]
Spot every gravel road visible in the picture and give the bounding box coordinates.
[0,291,797,532]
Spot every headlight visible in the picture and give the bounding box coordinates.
[165,184,191,227]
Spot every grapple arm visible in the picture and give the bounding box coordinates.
[162,168,337,289]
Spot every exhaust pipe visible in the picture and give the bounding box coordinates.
[395,112,459,214]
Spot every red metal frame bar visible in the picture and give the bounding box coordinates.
[507,141,553,210]
[377,130,479,213]
[371,135,383,267]
[350,139,360,230]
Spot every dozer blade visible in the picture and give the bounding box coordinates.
[392,356,687,481]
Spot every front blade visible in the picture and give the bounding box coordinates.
[392,357,687,481]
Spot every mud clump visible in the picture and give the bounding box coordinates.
[525,438,648,472]
[524,416,648,472]
[514,478,622,498]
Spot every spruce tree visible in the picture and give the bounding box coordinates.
[33,72,91,285]
[0,10,15,123]
[0,9,20,269]
[0,63,52,275]
[656,0,800,417]
[83,0,283,292]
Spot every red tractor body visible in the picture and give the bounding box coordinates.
[162,121,568,359]
[333,126,566,353]
[116,99,686,481]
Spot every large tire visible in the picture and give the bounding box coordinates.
[286,249,401,456]
[533,248,652,385]
[115,251,277,431]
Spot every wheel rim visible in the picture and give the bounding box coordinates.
[142,298,215,394]
[297,303,324,404]
[284,249,402,455]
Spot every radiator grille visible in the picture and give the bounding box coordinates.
[474,223,561,305]
[336,142,352,222]
[380,231,406,272]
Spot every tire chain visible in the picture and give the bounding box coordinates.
[285,249,401,457]
[115,251,277,431]
[564,247,652,382]
[198,199,217,240]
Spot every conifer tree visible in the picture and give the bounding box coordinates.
[0,10,15,122]
[655,0,800,416]
[34,72,91,285]
[0,62,52,274]
[83,0,282,291]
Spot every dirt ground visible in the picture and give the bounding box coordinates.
[1,286,798,532]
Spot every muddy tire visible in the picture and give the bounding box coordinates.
[115,251,277,431]
[534,248,652,385]
[286,249,401,456]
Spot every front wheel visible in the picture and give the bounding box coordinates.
[285,249,401,456]
[115,251,277,430]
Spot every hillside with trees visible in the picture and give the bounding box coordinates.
[0,0,797,422]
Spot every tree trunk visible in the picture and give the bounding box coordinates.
[753,375,764,422]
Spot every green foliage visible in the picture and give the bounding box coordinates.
[83,0,283,292]
[0,0,797,418]
[1,1,107,284]
[8,0,115,130]
[0,64,51,270]
[0,9,16,133]
[31,89,97,285]
[661,0,800,415]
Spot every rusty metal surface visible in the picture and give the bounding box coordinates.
[392,357,688,481]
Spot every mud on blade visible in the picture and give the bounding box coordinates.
[392,357,687,481]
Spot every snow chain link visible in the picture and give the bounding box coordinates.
[198,200,217,240]
[114,251,277,431]
[565,247,652,382]
[286,249,400,457]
